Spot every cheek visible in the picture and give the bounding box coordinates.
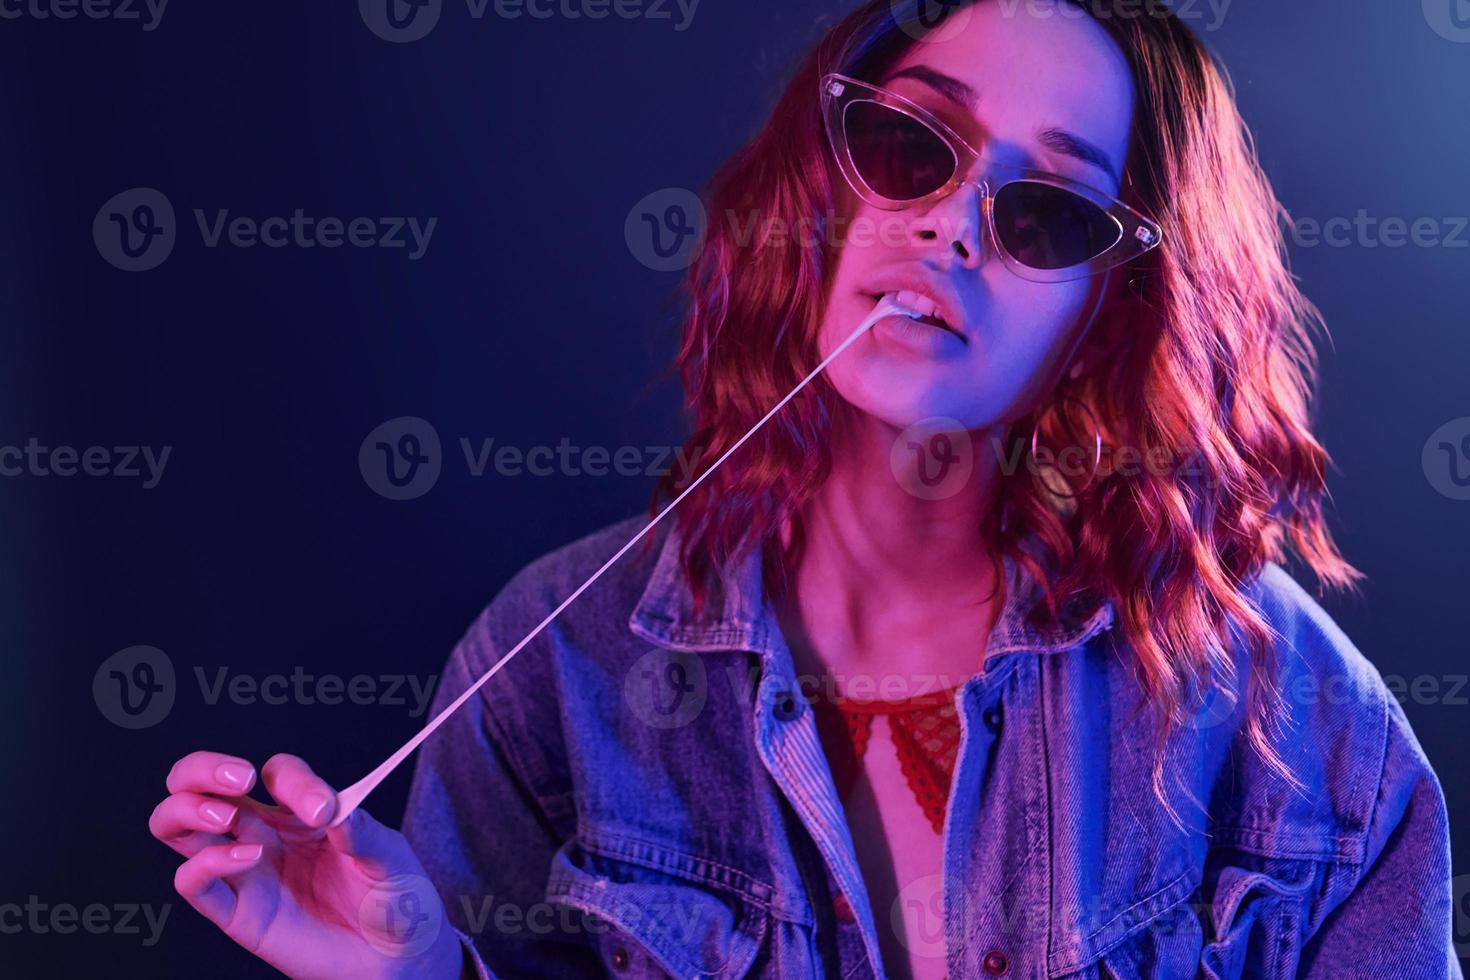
[824,209,891,288]
[982,277,1094,387]
[817,222,888,345]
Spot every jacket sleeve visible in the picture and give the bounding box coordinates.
[400,613,600,979]
[1300,692,1464,978]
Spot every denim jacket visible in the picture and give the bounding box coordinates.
[402,513,1462,979]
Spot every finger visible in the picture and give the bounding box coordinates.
[173,841,264,928]
[149,792,240,853]
[149,793,275,838]
[260,754,337,829]
[325,807,419,880]
[166,751,257,797]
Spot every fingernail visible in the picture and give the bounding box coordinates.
[229,843,263,862]
[304,792,333,825]
[216,763,254,790]
[200,802,237,827]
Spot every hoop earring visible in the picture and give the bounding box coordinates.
[1028,396,1103,497]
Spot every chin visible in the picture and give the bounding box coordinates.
[830,362,998,433]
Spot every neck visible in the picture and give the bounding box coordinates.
[800,407,1002,588]
[776,407,1006,685]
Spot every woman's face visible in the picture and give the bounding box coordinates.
[817,3,1136,432]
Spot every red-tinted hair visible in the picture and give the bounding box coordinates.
[648,0,1358,825]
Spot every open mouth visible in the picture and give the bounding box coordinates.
[865,290,966,342]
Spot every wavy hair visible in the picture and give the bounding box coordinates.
[647,0,1359,825]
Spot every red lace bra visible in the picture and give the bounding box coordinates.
[811,684,967,834]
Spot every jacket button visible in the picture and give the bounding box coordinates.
[982,949,1009,975]
[983,706,1002,732]
[833,892,856,924]
[772,689,802,721]
[610,945,630,971]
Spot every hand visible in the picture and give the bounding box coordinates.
[150,751,466,979]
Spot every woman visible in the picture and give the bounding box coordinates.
[146,2,1461,977]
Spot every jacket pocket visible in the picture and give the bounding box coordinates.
[1195,848,1321,980]
[545,835,771,979]
[1077,850,1324,980]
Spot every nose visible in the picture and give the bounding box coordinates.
[908,178,986,272]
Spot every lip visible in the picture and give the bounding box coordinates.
[872,311,968,359]
[861,272,969,343]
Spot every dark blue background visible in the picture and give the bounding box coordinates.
[1,1,1466,975]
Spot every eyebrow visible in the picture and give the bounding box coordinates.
[1037,127,1120,184]
[882,64,1121,185]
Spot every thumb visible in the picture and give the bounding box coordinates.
[325,807,421,880]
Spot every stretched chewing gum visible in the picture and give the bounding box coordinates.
[330,295,919,827]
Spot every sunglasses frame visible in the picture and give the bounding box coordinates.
[820,72,1164,283]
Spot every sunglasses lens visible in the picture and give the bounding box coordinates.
[992,181,1122,270]
[843,100,956,202]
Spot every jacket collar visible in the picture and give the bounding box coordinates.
[629,519,1115,663]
